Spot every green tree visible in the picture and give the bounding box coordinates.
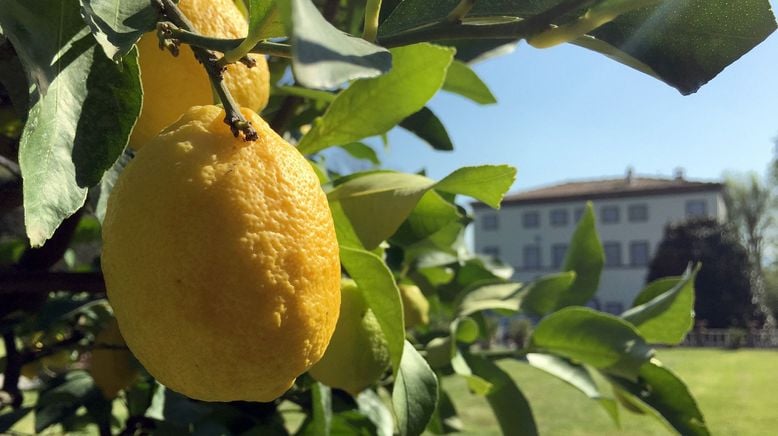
[0,0,776,435]
[647,218,758,328]
[724,172,776,327]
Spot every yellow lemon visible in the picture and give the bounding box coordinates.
[309,279,390,396]
[101,105,341,402]
[400,284,430,329]
[89,319,140,399]
[130,0,270,149]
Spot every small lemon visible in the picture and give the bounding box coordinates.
[308,279,390,396]
[102,106,341,402]
[89,319,140,399]
[130,0,270,149]
[400,284,430,329]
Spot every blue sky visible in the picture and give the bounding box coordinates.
[375,4,778,194]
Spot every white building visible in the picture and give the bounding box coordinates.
[472,170,726,314]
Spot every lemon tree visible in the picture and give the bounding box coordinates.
[0,0,775,435]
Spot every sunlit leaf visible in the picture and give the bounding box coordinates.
[530,307,653,379]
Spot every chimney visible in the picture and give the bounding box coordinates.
[625,166,635,185]
[674,167,685,181]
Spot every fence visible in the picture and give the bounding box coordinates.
[681,328,778,348]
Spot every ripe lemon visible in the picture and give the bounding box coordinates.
[89,319,140,399]
[101,105,341,402]
[400,284,430,329]
[130,0,270,149]
[308,279,390,396]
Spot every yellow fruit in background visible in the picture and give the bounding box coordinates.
[102,105,340,402]
[89,319,139,399]
[400,284,430,329]
[130,0,270,149]
[309,279,390,396]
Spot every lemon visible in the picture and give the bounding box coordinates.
[130,0,270,149]
[101,105,341,402]
[400,284,430,329]
[308,279,390,396]
[89,319,140,399]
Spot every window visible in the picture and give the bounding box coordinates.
[628,204,648,222]
[603,242,622,267]
[523,245,541,269]
[550,209,569,227]
[601,205,620,224]
[551,244,568,268]
[522,211,540,228]
[686,200,707,217]
[482,246,500,258]
[604,301,624,315]
[482,214,498,230]
[629,241,650,266]
[574,207,585,223]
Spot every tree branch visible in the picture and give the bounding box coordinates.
[159,23,292,59]
[1,331,23,409]
[154,0,258,140]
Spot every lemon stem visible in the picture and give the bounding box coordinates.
[154,0,258,141]
[362,0,382,42]
[446,0,477,23]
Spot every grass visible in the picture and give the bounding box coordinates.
[440,348,778,435]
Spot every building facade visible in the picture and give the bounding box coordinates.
[472,171,726,314]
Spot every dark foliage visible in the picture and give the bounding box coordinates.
[647,217,758,328]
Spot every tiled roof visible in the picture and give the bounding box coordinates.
[473,175,723,208]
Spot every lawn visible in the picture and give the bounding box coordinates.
[440,348,778,435]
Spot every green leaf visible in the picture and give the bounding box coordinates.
[0,0,142,247]
[463,352,538,436]
[298,43,454,154]
[608,360,709,435]
[340,142,379,165]
[391,190,462,248]
[555,202,604,308]
[530,307,653,379]
[356,390,394,436]
[434,165,516,209]
[392,340,439,436]
[458,283,522,317]
[426,386,463,434]
[582,0,777,95]
[442,60,496,104]
[330,172,435,249]
[340,246,405,372]
[246,0,283,39]
[399,106,453,151]
[284,0,391,89]
[35,370,95,433]
[622,266,698,345]
[526,353,619,425]
[298,382,332,436]
[379,0,776,95]
[0,41,29,116]
[519,271,577,317]
[329,165,514,250]
[96,149,132,223]
[454,317,480,343]
[79,0,159,60]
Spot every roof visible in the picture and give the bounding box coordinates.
[472,174,723,209]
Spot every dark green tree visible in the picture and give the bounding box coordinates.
[647,218,758,328]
